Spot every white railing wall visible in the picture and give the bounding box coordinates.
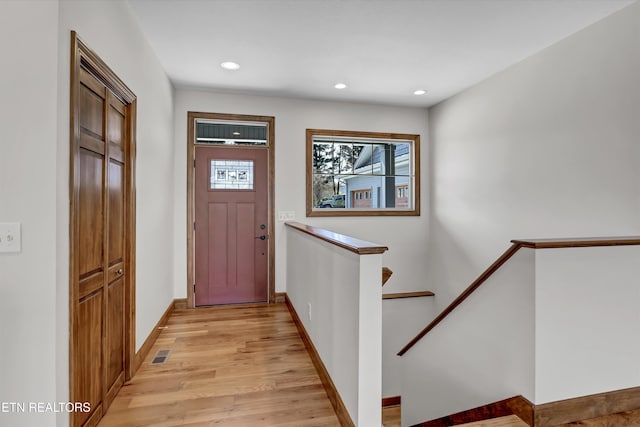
[401,243,640,427]
[401,248,536,426]
[286,223,384,427]
[534,245,640,403]
[382,296,436,399]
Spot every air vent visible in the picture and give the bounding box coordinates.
[150,349,171,365]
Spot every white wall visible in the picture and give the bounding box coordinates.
[535,246,640,403]
[382,297,435,398]
[0,2,60,427]
[400,3,640,422]
[401,248,536,427]
[57,0,176,354]
[357,254,383,427]
[173,90,429,297]
[0,1,174,426]
[287,230,359,421]
[426,1,640,313]
[286,227,382,426]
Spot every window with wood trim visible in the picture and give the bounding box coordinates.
[307,129,420,216]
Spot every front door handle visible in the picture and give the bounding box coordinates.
[255,235,267,240]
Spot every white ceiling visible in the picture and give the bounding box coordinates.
[128,0,634,108]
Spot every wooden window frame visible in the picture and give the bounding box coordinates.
[306,129,420,217]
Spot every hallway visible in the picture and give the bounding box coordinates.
[99,304,341,426]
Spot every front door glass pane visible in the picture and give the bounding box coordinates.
[210,159,254,190]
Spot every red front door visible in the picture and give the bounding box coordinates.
[194,146,269,305]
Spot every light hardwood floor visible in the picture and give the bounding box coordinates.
[379,409,530,427]
[99,304,341,426]
[102,303,625,427]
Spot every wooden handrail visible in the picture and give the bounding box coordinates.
[397,243,522,356]
[512,236,640,248]
[398,236,640,356]
[285,221,388,255]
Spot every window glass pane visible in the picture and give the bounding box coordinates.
[371,144,389,175]
[335,143,355,174]
[313,142,333,174]
[196,120,268,145]
[394,143,411,176]
[353,144,373,175]
[210,159,254,190]
[395,183,410,208]
[314,143,413,207]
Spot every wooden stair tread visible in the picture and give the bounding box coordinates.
[455,415,529,427]
[554,407,640,426]
[382,291,434,300]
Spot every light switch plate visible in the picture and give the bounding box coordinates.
[278,211,296,221]
[0,223,21,253]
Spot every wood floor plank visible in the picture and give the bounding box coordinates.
[456,415,529,427]
[98,304,341,427]
[382,405,401,427]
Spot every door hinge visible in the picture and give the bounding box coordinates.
[193,284,196,293]
[193,159,196,168]
[193,222,196,230]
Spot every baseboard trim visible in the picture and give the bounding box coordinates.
[415,386,640,427]
[173,298,188,310]
[284,295,355,427]
[415,395,534,427]
[383,396,401,407]
[275,292,286,303]
[535,386,640,426]
[132,299,175,376]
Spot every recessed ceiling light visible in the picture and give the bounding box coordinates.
[232,131,241,136]
[414,89,427,95]
[221,61,240,70]
[334,83,347,90]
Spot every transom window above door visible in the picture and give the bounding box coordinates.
[196,120,268,146]
[306,129,420,217]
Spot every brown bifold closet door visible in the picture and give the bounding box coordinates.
[70,32,135,427]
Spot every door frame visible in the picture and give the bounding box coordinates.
[187,112,275,307]
[69,31,137,424]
